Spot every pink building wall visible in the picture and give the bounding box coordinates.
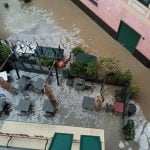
[80,0,150,60]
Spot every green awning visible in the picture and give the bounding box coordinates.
[80,135,102,150]
[49,133,73,150]
[75,52,97,64]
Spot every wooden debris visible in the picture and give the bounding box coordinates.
[0,78,17,95]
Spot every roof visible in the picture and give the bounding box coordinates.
[75,52,97,64]
[49,133,73,150]
[0,121,105,150]
[80,135,102,150]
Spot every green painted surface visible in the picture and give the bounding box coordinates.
[49,133,73,150]
[80,135,102,150]
[75,52,97,64]
[117,22,141,53]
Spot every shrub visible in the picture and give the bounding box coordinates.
[0,42,11,64]
[86,62,98,77]
[122,70,132,83]
[123,120,135,140]
[71,46,84,56]
[113,70,132,85]
[70,61,86,75]
[98,57,120,75]
[130,85,141,99]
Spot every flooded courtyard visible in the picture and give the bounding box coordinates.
[0,0,150,119]
[0,0,150,149]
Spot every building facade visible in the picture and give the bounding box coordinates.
[71,0,150,68]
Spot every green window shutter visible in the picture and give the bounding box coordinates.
[117,22,141,53]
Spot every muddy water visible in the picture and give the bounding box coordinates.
[33,0,150,119]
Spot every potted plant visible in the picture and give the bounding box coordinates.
[97,57,120,84]
[130,85,141,99]
[123,119,135,140]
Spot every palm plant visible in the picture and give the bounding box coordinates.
[0,42,11,64]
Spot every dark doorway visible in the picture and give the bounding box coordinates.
[117,21,141,53]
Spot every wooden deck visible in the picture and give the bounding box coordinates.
[0,121,105,150]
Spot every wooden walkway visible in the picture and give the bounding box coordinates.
[0,121,105,150]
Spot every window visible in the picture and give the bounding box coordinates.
[90,0,98,6]
[138,0,150,7]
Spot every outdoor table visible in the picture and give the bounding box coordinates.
[18,75,31,91]
[32,78,45,93]
[82,96,95,110]
[42,100,54,113]
[128,103,136,116]
[114,102,124,113]
[18,99,31,113]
